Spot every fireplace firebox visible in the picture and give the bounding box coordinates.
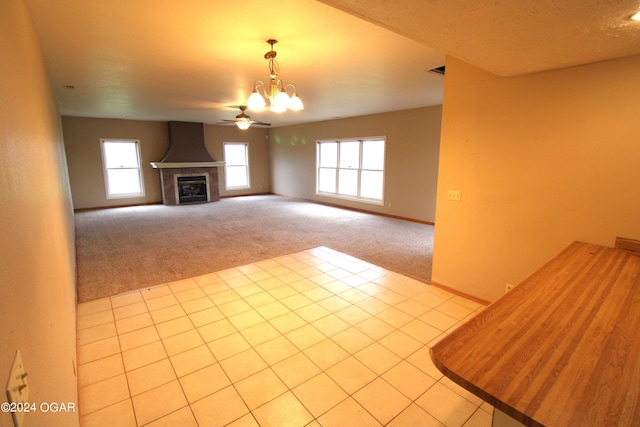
[177,175,208,204]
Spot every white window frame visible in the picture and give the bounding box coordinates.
[316,137,386,205]
[223,142,250,190]
[100,139,145,199]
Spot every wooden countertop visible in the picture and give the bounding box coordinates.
[430,241,640,427]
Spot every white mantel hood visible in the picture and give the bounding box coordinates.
[150,161,225,169]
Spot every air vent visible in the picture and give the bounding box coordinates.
[428,66,446,75]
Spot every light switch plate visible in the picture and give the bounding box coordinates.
[6,350,29,427]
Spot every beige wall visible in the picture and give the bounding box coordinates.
[62,117,270,209]
[0,1,79,426]
[269,106,442,222]
[433,55,640,302]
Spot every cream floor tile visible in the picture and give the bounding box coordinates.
[354,342,402,375]
[126,358,177,396]
[228,309,265,331]
[80,399,137,427]
[162,329,204,356]
[240,321,281,347]
[219,348,268,383]
[406,346,445,380]
[77,336,120,364]
[462,407,493,427]
[401,318,443,343]
[179,363,231,403]
[293,373,349,418]
[271,352,322,389]
[208,332,251,360]
[354,316,395,340]
[251,391,313,427]
[169,344,216,377]
[188,306,224,327]
[254,301,290,320]
[254,335,299,365]
[387,403,445,427]
[331,327,374,354]
[78,309,115,330]
[235,368,288,410]
[191,385,249,427]
[168,278,199,293]
[434,301,474,320]
[303,339,349,370]
[268,311,306,334]
[353,377,412,425]
[181,295,215,314]
[378,329,424,358]
[121,341,167,372]
[416,382,478,427]
[149,304,186,324]
[115,312,153,335]
[77,322,117,346]
[110,290,144,309]
[131,380,188,425]
[78,353,124,388]
[79,373,130,415]
[197,318,236,342]
[113,301,148,321]
[382,360,437,400]
[145,294,179,311]
[173,286,206,303]
[325,356,377,395]
[140,285,172,301]
[78,297,112,316]
[144,406,199,427]
[244,291,277,308]
[311,314,350,337]
[295,303,330,323]
[118,325,160,351]
[217,299,253,317]
[77,248,488,427]
[317,397,382,427]
[155,315,195,338]
[285,324,326,351]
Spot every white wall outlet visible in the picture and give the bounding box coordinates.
[447,190,462,202]
[5,350,29,427]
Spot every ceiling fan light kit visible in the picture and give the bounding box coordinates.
[247,39,304,113]
[216,106,271,130]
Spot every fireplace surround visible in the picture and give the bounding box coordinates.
[151,163,224,205]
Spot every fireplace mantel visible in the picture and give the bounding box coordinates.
[150,161,225,169]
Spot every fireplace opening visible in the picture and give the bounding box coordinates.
[177,175,208,204]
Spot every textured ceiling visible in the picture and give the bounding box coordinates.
[318,0,640,76]
[26,0,640,127]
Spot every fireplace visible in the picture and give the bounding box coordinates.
[177,175,208,204]
[151,165,221,205]
[150,121,225,205]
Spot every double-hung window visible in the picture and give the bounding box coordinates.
[100,139,145,198]
[316,137,385,203]
[224,142,250,190]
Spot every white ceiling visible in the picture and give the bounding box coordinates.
[26,0,640,128]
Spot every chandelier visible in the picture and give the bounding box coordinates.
[247,39,303,113]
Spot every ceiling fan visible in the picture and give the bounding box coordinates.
[216,106,271,130]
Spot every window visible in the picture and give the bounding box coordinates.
[316,137,385,203]
[224,142,250,189]
[100,139,145,198]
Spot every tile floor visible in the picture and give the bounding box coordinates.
[77,246,492,427]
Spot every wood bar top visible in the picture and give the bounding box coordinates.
[430,241,640,427]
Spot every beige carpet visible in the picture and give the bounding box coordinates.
[75,195,434,302]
